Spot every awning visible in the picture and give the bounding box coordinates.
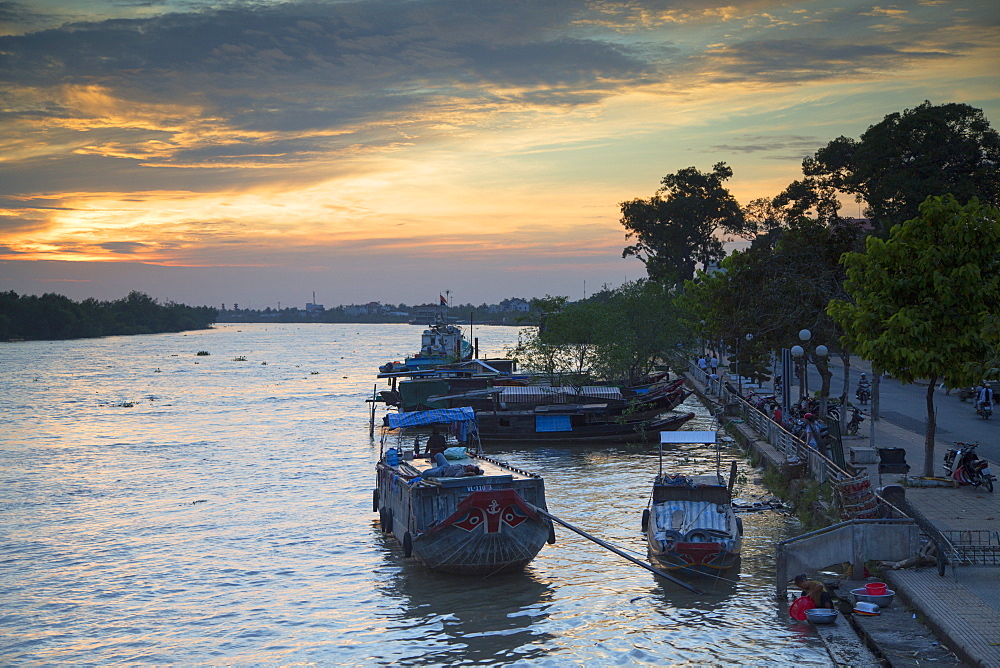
[385,406,476,429]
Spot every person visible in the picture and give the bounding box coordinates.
[977,384,994,412]
[803,413,825,453]
[426,428,447,458]
[697,356,708,372]
[772,405,783,425]
[792,574,835,609]
[856,373,871,401]
[709,356,719,374]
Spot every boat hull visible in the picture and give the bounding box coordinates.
[645,474,742,576]
[478,411,695,444]
[376,458,550,575]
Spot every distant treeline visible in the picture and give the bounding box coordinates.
[0,291,217,341]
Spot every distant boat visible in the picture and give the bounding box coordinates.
[643,431,743,574]
[374,407,553,575]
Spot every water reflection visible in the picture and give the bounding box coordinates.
[373,530,554,665]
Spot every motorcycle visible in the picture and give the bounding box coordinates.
[977,401,993,420]
[943,442,995,492]
[845,407,866,436]
[856,385,871,405]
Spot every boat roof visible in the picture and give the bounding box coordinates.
[385,407,475,428]
[660,430,716,444]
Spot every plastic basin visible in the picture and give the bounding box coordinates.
[865,582,887,596]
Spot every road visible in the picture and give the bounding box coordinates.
[742,355,998,475]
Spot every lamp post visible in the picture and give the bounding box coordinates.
[791,328,828,410]
[700,320,707,357]
[738,333,753,397]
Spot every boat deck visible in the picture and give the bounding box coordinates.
[396,452,538,484]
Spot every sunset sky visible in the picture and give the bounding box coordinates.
[1,0,998,309]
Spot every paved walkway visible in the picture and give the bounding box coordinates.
[685,361,1000,666]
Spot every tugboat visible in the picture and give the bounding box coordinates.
[643,430,743,574]
[374,407,553,574]
[380,319,473,373]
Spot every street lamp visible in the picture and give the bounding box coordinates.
[700,320,707,357]
[791,344,805,403]
[792,329,828,409]
[738,333,754,397]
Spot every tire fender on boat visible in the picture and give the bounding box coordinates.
[381,507,393,533]
[372,489,379,513]
[736,516,744,536]
[547,521,556,545]
[685,530,711,543]
[641,508,650,533]
[402,531,413,557]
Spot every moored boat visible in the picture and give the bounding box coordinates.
[374,407,553,574]
[476,407,695,444]
[379,320,473,373]
[643,431,743,574]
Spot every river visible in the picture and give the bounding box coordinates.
[1,323,833,665]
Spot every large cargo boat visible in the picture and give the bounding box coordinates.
[374,407,553,574]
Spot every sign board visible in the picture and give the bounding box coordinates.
[660,430,717,445]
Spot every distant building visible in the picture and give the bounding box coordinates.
[306,302,325,313]
[489,298,531,313]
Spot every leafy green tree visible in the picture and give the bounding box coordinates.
[621,163,750,285]
[509,282,687,386]
[804,101,1000,235]
[829,195,1000,475]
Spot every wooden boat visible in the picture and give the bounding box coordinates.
[643,431,743,574]
[374,407,553,574]
[476,406,695,444]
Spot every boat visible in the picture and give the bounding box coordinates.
[379,319,473,373]
[643,431,743,574]
[476,406,696,444]
[374,407,553,574]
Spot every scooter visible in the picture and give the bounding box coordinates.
[943,442,995,492]
[845,407,866,436]
[977,401,993,420]
[856,385,871,405]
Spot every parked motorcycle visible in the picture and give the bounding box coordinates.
[845,407,866,436]
[943,442,995,492]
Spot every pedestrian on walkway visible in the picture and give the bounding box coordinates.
[709,356,719,374]
[772,405,783,425]
[697,356,708,372]
[803,413,825,454]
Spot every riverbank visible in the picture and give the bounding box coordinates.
[679,360,1000,665]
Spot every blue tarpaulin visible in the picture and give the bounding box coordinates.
[535,414,572,432]
[385,407,476,429]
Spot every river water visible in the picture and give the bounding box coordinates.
[1,323,832,665]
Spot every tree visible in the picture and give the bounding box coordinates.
[805,101,1000,235]
[682,217,866,417]
[509,282,688,386]
[829,195,1000,475]
[621,162,750,285]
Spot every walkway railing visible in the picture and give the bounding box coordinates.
[688,361,853,484]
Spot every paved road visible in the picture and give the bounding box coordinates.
[742,355,999,476]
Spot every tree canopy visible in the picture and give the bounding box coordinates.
[508,281,687,386]
[828,195,1000,475]
[621,162,750,285]
[804,101,1000,234]
[0,291,218,341]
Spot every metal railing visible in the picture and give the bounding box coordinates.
[688,361,853,484]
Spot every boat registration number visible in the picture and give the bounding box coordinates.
[466,485,494,492]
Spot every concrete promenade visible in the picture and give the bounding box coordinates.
[684,358,1000,666]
